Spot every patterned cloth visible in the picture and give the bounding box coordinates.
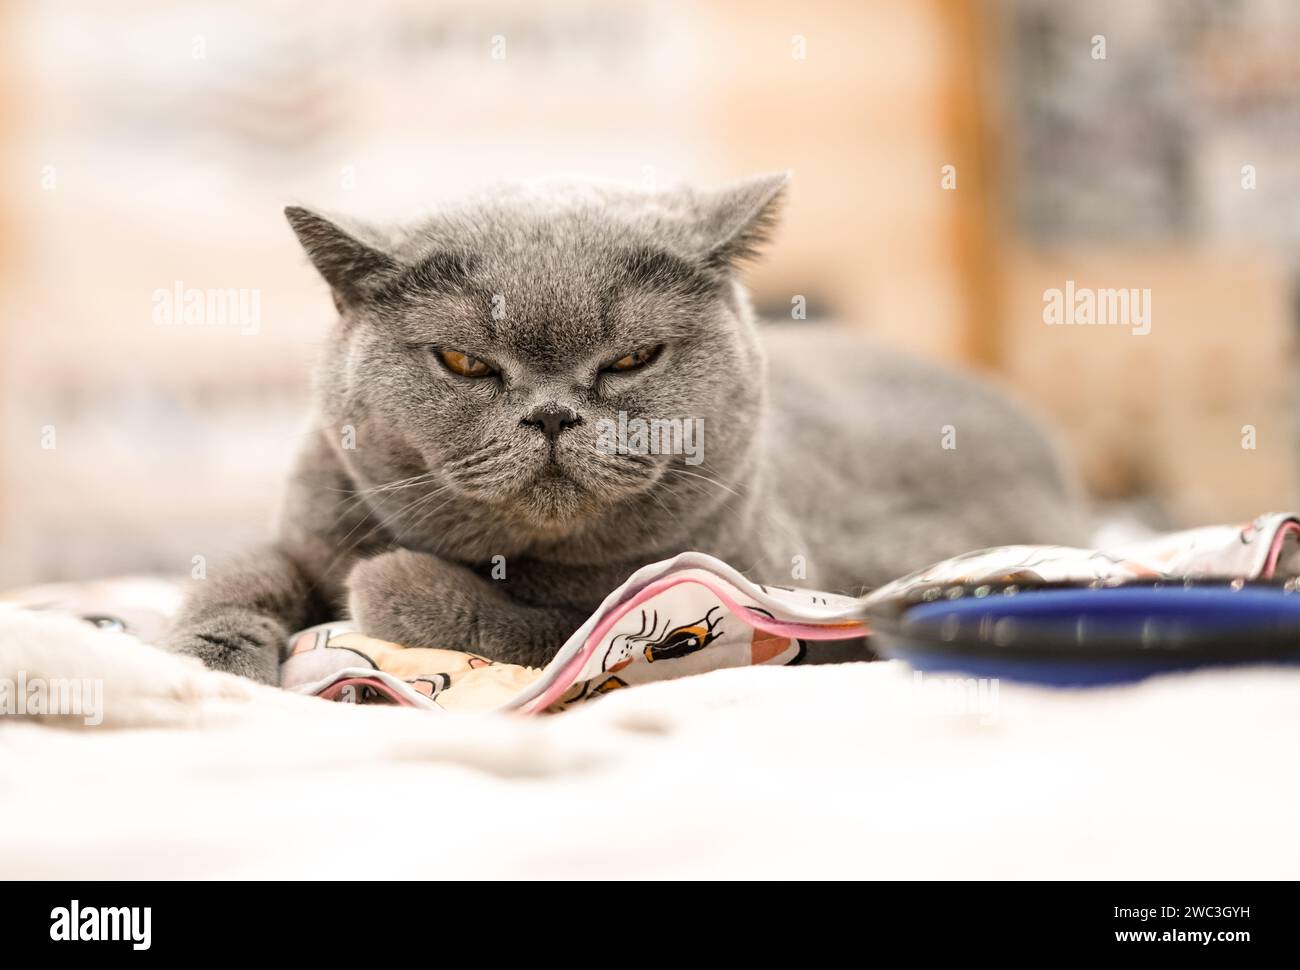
[862,511,1300,609]
[279,556,867,713]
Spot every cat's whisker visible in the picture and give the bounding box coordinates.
[660,465,807,552]
[312,472,437,497]
[358,472,441,494]
[661,466,747,502]
[313,472,445,531]
[413,492,467,529]
[445,440,512,470]
[644,485,675,519]
[323,481,458,575]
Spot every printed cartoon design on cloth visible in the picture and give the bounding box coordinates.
[279,513,1300,714]
[279,558,866,713]
[279,626,539,712]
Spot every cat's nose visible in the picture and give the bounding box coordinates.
[521,404,581,441]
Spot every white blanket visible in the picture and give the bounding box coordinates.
[2,607,1297,879]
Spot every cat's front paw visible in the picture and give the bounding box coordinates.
[165,609,285,685]
[346,549,477,652]
[347,549,588,667]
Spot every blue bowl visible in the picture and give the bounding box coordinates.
[870,584,1300,686]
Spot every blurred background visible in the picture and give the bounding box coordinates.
[2,0,1298,587]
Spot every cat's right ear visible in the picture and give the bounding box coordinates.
[284,206,399,308]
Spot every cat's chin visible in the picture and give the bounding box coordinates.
[472,443,661,532]
[513,459,645,530]
[513,477,594,530]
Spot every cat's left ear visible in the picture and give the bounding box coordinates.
[694,171,790,271]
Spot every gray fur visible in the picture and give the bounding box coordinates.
[168,174,1083,682]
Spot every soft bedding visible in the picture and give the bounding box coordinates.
[2,606,1300,879]
[3,513,1300,878]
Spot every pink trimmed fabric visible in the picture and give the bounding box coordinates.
[518,573,868,714]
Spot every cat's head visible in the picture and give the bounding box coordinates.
[287,174,787,560]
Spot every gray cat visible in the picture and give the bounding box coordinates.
[168,174,1083,683]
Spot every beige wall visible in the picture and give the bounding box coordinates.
[1001,245,1297,522]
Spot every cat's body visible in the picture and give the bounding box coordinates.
[169,175,1083,682]
[764,324,1082,591]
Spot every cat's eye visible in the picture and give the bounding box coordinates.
[438,349,497,378]
[605,345,663,373]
